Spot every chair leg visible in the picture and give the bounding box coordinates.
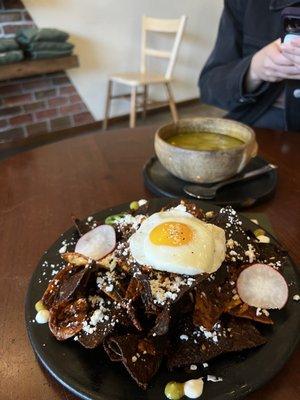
[130,86,137,128]
[165,82,179,123]
[103,79,113,130]
[142,84,148,120]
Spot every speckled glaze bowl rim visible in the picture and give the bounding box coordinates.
[155,117,256,154]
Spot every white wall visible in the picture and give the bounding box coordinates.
[23,0,222,121]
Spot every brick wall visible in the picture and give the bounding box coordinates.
[0,0,94,143]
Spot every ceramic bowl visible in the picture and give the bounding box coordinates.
[154,117,258,183]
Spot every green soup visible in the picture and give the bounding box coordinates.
[166,131,244,151]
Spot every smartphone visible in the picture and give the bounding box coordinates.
[281,7,300,43]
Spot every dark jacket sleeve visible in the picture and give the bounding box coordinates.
[199,0,269,111]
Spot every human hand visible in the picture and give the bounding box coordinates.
[281,38,300,69]
[246,39,300,92]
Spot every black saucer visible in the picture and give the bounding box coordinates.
[143,156,277,209]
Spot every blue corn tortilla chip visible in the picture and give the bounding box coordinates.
[168,315,266,370]
[42,261,97,309]
[49,298,88,341]
[77,297,128,349]
[107,334,164,389]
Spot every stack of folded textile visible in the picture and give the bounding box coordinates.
[16,28,74,60]
[0,38,23,65]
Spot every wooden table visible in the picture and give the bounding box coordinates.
[0,126,299,400]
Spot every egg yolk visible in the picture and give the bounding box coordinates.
[150,222,193,246]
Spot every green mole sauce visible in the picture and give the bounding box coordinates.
[166,131,244,151]
[164,381,184,400]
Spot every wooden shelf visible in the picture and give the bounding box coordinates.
[0,55,79,81]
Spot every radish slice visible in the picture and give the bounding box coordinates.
[237,264,288,309]
[75,225,116,260]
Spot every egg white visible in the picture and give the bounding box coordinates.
[129,209,225,275]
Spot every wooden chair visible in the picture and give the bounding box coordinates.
[103,15,187,129]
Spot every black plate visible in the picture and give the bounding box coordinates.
[143,157,277,209]
[25,199,300,400]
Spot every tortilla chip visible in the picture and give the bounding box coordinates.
[212,207,259,264]
[125,277,143,301]
[122,300,143,331]
[103,338,123,362]
[229,303,273,324]
[168,315,266,369]
[42,263,82,308]
[107,334,163,389]
[72,215,93,236]
[149,306,171,337]
[96,267,128,302]
[146,270,206,309]
[43,261,97,309]
[255,242,287,269]
[49,298,88,341]
[193,288,239,331]
[78,295,127,349]
[135,272,159,314]
[62,252,89,266]
[193,265,241,330]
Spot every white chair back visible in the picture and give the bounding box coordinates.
[140,15,187,80]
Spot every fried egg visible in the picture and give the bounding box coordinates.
[129,209,226,275]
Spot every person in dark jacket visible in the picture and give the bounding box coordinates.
[199,0,300,131]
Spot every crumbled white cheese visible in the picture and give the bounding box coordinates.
[207,375,223,382]
[256,307,262,316]
[205,211,214,219]
[116,213,145,231]
[58,245,67,254]
[106,284,113,292]
[138,199,147,206]
[293,294,300,301]
[190,364,197,371]
[198,324,219,343]
[202,363,208,368]
[149,273,195,305]
[82,297,112,334]
[180,334,189,341]
[245,244,256,263]
[226,238,238,249]
[97,270,119,292]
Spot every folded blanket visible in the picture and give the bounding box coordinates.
[27,49,72,60]
[0,50,24,65]
[26,41,74,51]
[16,28,69,45]
[0,38,19,52]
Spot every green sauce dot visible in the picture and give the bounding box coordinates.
[130,201,139,211]
[164,381,184,400]
[104,213,127,225]
[254,228,265,237]
[35,300,46,312]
